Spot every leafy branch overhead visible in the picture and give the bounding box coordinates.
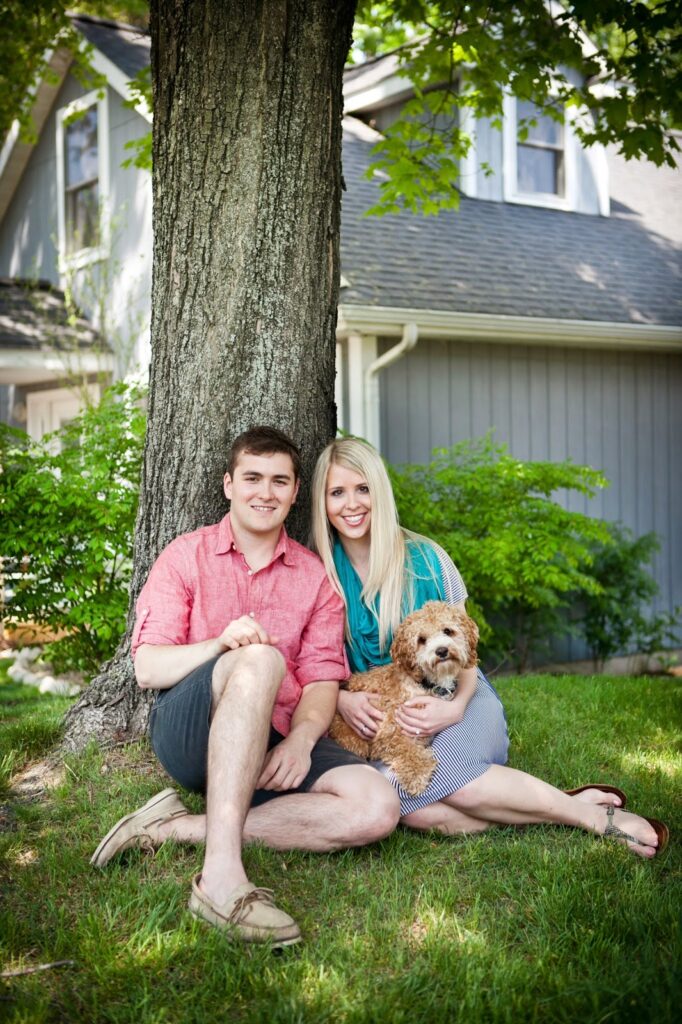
[2,2,680,214]
[354,0,682,214]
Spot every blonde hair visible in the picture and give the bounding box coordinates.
[311,437,433,652]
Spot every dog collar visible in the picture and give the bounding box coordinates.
[420,678,455,700]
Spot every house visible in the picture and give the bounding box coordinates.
[1,14,680,652]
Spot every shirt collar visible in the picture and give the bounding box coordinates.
[215,513,297,566]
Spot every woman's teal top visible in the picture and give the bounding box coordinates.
[333,537,445,673]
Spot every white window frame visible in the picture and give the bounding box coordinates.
[503,93,577,211]
[55,88,110,272]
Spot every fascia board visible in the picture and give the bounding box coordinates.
[337,304,682,352]
[86,45,152,122]
[344,72,413,114]
[0,347,115,384]
[0,47,73,224]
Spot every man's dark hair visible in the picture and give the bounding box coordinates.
[226,426,302,479]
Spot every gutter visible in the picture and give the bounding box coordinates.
[363,322,419,447]
[338,304,682,352]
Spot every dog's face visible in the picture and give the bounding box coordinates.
[390,601,479,691]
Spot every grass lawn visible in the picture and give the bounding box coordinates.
[1,663,680,1023]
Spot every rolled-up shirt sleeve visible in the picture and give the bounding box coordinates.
[295,578,349,685]
[131,541,193,657]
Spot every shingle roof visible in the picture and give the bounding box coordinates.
[340,118,682,326]
[0,279,104,351]
[72,14,150,80]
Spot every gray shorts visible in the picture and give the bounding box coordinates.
[148,655,366,806]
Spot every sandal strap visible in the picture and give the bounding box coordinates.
[604,804,642,847]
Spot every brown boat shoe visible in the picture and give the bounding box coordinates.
[90,788,189,868]
[189,874,302,946]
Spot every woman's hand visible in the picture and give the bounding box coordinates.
[337,689,384,739]
[395,696,465,737]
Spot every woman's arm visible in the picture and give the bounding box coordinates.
[395,665,478,737]
[397,541,478,737]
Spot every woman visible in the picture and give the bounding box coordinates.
[311,437,666,858]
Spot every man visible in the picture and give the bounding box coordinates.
[91,427,400,946]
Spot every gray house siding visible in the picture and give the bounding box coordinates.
[0,74,152,375]
[378,337,682,650]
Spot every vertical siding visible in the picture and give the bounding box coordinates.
[379,337,682,639]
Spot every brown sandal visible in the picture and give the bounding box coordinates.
[603,805,669,854]
[565,784,627,807]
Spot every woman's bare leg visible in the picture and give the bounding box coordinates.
[440,765,658,857]
[401,802,491,835]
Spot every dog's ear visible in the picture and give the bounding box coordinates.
[390,624,420,680]
[461,613,480,669]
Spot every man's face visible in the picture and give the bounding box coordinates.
[223,451,299,538]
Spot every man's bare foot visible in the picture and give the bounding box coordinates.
[602,807,659,858]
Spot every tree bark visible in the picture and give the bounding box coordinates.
[62,0,357,751]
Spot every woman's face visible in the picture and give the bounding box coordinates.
[325,463,372,541]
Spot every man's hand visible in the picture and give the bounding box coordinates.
[218,615,277,651]
[256,732,313,791]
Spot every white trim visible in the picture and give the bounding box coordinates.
[0,45,56,181]
[343,53,411,114]
[0,121,21,181]
[503,94,578,211]
[334,341,345,429]
[88,47,152,122]
[55,87,111,275]
[337,304,682,352]
[459,101,477,198]
[0,347,114,385]
[345,333,378,437]
[0,46,73,227]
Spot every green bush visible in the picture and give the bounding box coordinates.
[389,435,611,670]
[580,523,680,667]
[0,383,145,675]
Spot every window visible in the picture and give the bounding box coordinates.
[56,90,109,267]
[516,100,564,197]
[64,105,99,252]
[503,94,577,211]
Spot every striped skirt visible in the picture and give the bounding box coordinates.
[374,671,509,816]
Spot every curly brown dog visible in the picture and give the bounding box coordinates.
[329,601,479,796]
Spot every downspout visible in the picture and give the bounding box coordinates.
[364,322,419,448]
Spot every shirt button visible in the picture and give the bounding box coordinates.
[247,569,253,576]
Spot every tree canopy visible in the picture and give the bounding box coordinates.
[2,1,680,215]
[352,0,682,214]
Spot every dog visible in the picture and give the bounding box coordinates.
[329,601,479,796]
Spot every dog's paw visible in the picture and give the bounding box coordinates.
[392,753,437,797]
[404,767,436,796]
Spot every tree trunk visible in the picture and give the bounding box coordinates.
[62,0,357,751]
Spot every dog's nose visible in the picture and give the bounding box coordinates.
[435,647,449,658]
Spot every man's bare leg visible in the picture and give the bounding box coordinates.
[243,765,399,848]
[154,764,399,850]
[196,644,285,906]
